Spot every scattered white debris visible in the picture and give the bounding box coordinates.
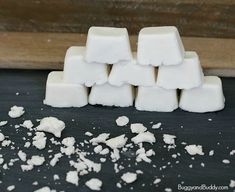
[153,178,161,184]
[33,132,47,150]
[18,150,27,162]
[36,117,65,138]
[230,150,235,156]
[121,172,137,184]
[22,120,34,129]
[185,145,204,155]
[165,188,172,192]
[94,145,103,154]
[66,171,79,186]
[163,134,176,145]
[90,133,110,145]
[34,186,55,192]
[116,116,129,126]
[0,121,8,127]
[222,159,230,164]
[21,164,34,172]
[201,162,205,167]
[0,158,4,165]
[131,131,156,144]
[85,178,102,191]
[7,185,15,191]
[152,122,162,129]
[53,174,60,181]
[50,153,63,167]
[8,106,25,118]
[105,134,127,149]
[130,123,147,133]
[85,132,93,137]
[99,148,109,155]
[27,155,45,166]
[209,150,214,156]
[60,137,76,156]
[229,180,235,188]
[2,140,11,147]
[0,133,5,142]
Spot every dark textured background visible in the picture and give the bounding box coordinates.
[0,70,234,191]
[0,0,235,38]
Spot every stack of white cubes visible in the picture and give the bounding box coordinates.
[44,26,225,113]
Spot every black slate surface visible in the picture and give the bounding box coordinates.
[0,69,234,192]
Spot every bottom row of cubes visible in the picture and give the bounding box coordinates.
[44,71,225,113]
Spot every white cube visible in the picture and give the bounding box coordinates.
[179,76,225,113]
[108,52,156,86]
[137,26,185,66]
[135,86,178,112]
[44,71,88,108]
[157,51,204,89]
[63,46,108,87]
[89,83,134,107]
[85,26,132,64]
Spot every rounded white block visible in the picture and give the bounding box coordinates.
[44,71,88,108]
[63,46,108,87]
[109,52,156,86]
[137,26,185,66]
[135,86,178,112]
[85,26,132,64]
[89,83,134,107]
[179,76,225,113]
[157,51,204,89]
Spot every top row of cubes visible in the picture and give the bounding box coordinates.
[85,26,185,66]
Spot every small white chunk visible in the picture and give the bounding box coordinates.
[7,185,15,191]
[32,132,47,150]
[85,132,93,137]
[116,116,129,126]
[89,83,134,107]
[130,123,147,133]
[163,134,176,145]
[179,76,225,113]
[109,53,155,86]
[85,26,132,64]
[36,117,65,138]
[121,172,137,184]
[22,120,34,129]
[105,134,127,149]
[222,159,230,164]
[0,121,8,127]
[0,133,5,142]
[66,171,79,186]
[229,180,235,188]
[34,186,53,192]
[185,145,204,156]
[50,153,63,167]
[135,86,178,112]
[157,51,203,89]
[85,178,102,191]
[18,150,27,162]
[152,122,162,129]
[94,145,103,154]
[131,131,156,144]
[137,26,185,66]
[63,46,108,86]
[90,133,110,145]
[27,156,45,166]
[21,164,34,171]
[8,106,25,118]
[209,150,214,156]
[44,71,88,108]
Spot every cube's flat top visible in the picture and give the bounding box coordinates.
[65,46,85,58]
[184,51,198,59]
[0,70,233,192]
[139,26,178,35]
[88,26,128,37]
[204,76,222,85]
[47,71,63,83]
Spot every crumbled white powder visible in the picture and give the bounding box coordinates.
[33,132,47,150]
[110,148,120,162]
[53,174,60,181]
[100,158,106,162]
[222,159,230,164]
[121,172,137,183]
[34,186,55,192]
[185,145,204,155]
[18,150,27,162]
[201,162,205,167]
[85,178,102,191]
[209,150,214,156]
[8,106,25,118]
[0,133,5,142]
[2,140,11,147]
[62,137,75,146]
[230,150,235,156]
[7,185,15,191]
[94,145,103,154]
[229,180,235,188]
[163,134,176,145]
[0,121,8,127]
[105,134,127,149]
[116,116,129,126]
[130,123,147,133]
[85,132,93,137]
[24,141,31,148]
[66,171,79,186]
[36,117,65,138]
[22,120,34,129]
[90,133,110,145]
[153,178,161,185]
[50,153,63,167]
[165,188,172,192]
[21,164,34,172]
[0,158,4,165]
[136,147,152,163]
[131,131,156,144]
[99,148,109,155]
[60,137,76,156]
[152,123,162,129]
[27,155,45,166]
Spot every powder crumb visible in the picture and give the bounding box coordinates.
[121,172,137,184]
[8,106,25,118]
[22,120,34,129]
[131,131,156,144]
[53,174,60,181]
[0,133,5,142]
[185,145,204,156]
[165,188,172,192]
[222,159,230,164]
[116,116,129,126]
[105,134,127,149]
[36,117,65,138]
[152,123,162,129]
[50,153,62,167]
[85,178,102,191]
[90,133,110,145]
[27,155,45,166]
[94,145,103,154]
[7,185,15,191]
[229,180,235,188]
[18,150,27,162]
[130,123,147,133]
[34,186,54,192]
[163,134,176,146]
[33,132,47,150]
[85,132,93,137]
[230,150,235,156]
[66,171,79,186]
[116,182,122,188]
[209,150,214,156]
[0,121,8,127]
[153,178,161,184]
